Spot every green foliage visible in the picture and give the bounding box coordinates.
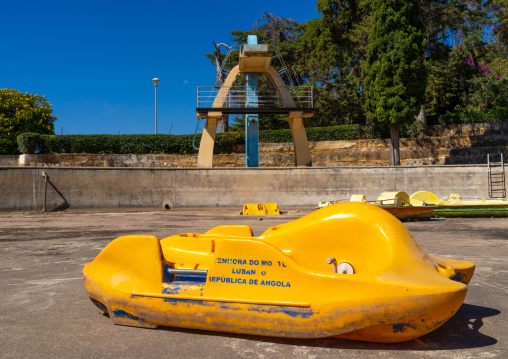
[427,107,508,125]
[400,120,425,138]
[206,2,508,134]
[213,132,244,154]
[423,0,508,115]
[293,0,371,126]
[364,0,427,127]
[17,133,46,154]
[491,0,508,48]
[42,134,201,155]
[16,125,393,155]
[0,88,56,154]
[17,133,248,155]
[258,124,391,143]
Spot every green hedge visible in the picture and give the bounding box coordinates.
[43,134,202,155]
[16,133,47,154]
[427,107,508,126]
[16,133,247,155]
[17,125,396,155]
[261,125,391,143]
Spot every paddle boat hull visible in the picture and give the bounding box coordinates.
[379,205,433,221]
[84,203,474,342]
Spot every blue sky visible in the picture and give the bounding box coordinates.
[1,0,319,136]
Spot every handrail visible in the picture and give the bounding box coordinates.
[197,86,313,109]
[167,268,208,276]
[214,45,240,87]
[213,43,300,88]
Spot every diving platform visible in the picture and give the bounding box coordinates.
[195,35,314,168]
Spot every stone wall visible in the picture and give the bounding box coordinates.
[0,155,18,167]
[11,143,507,168]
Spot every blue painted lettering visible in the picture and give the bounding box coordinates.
[208,276,247,284]
[232,268,256,275]
[260,280,290,287]
[216,258,248,265]
[233,259,246,264]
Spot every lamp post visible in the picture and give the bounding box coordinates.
[152,78,160,134]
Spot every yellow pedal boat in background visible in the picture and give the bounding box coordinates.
[411,191,508,217]
[353,192,434,221]
[83,203,475,343]
[318,192,434,221]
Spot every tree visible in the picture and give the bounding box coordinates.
[364,0,427,165]
[490,0,508,48]
[294,0,372,126]
[0,88,56,155]
[204,2,506,137]
[423,0,508,115]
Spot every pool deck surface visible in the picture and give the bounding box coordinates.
[0,207,506,358]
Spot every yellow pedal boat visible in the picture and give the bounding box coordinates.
[411,191,508,217]
[83,202,475,343]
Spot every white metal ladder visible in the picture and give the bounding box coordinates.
[488,153,506,198]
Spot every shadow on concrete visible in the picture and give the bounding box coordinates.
[47,179,70,211]
[154,303,499,351]
[417,303,499,349]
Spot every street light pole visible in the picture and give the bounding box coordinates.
[152,78,160,134]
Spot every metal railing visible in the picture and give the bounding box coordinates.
[214,44,300,88]
[197,86,313,109]
[214,45,240,87]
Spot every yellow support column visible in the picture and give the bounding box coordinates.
[266,67,312,167]
[197,113,221,168]
[288,112,312,167]
[196,66,240,168]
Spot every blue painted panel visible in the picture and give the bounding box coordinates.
[246,72,258,108]
[246,114,259,167]
[246,304,315,318]
[113,309,144,322]
[246,71,259,167]
[450,272,467,284]
[173,274,207,282]
[244,35,260,167]
[247,35,258,45]
[392,323,417,333]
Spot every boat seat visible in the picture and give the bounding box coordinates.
[160,234,214,269]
